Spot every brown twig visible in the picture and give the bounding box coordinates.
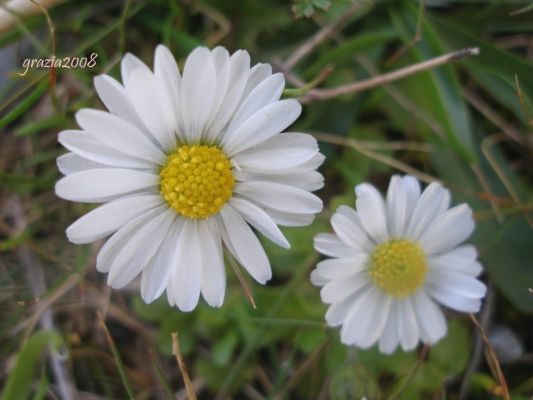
[182,0,231,47]
[459,284,495,399]
[283,0,368,70]
[514,74,533,127]
[226,250,257,309]
[357,55,447,141]
[481,134,533,229]
[97,312,136,398]
[30,0,59,113]
[468,313,510,400]
[172,332,197,400]
[299,47,480,103]
[463,88,527,146]
[389,345,430,400]
[385,0,425,66]
[470,162,504,224]
[312,131,438,184]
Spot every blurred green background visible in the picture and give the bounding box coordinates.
[1,0,532,399]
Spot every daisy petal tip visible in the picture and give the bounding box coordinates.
[177,301,198,313]
[140,292,156,305]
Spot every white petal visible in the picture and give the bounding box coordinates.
[57,153,107,175]
[219,205,272,284]
[199,220,226,307]
[171,220,202,311]
[263,207,315,227]
[314,256,368,281]
[154,44,182,140]
[406,181,451,240]
[320,272,370,304]
[324,292,360,327]
[76,109,165,164]
[386,175,421,238]
[225,73,285,139]
[309,269,328,286]
[180,47,217,143]
[240,63,272,102]
[58,130,152,169]
[126,67,177,150]
[211,46,230,70]
[314,233,361,258]
[230,197,289,249]
[396,298,420,351]
[96,206,164,272]
[234,181,322,214]
[355,183,389,243]
[205,50,250,143]
[426,269,486,298]
[379,302,399,354]
[420,204,475,255]
[441,244,477,260]
[341,287,389,347]
[232,132,318,170]
[55,168,158,203]
[107,208,175,289]
[140,218,183,303]
[413,290,447,344]
[429,248,483,277]
[331,206,373,252]
[224,99,302,156]
[93,75,148,133]
[66,194,164,243]
[121,52,151,89]
[235,170,324,192]
[427,283,482,313]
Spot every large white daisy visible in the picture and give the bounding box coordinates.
[311,175,486,353]
[56,45,324,311]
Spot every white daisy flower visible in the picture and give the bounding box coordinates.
[56,45,324,311]
[311,175,486,353]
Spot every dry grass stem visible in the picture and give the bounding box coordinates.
[284,0,368,70]
[469,313,511,400]
[227,251,257,309]
[299,47,479,103]
[481,134,533,229]
[172,332,197,400]
[312,131,438,184]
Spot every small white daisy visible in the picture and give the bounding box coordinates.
[56,45,324,311]
[311,175,486,353]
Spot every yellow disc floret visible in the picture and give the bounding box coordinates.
[160,145,235,219]
[368,239,427,298]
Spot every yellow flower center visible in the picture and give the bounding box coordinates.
[159,145,235,219]
[368,239,427,298]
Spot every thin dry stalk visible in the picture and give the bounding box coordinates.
[389,345,430,400]
[470,162,504,224]
[0,0,63,35]
[469,314,511,400]
[299,47,479,103]
[514,74,533,127]
[182,0,231,47]
[385,0,425,66]
[481,134,533,229]
[284,0,368,70]
[463,89,526,146]
[172,332,197,400]
[312,131,438,184]
[357,55,447,141]
[227,251,257,309]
